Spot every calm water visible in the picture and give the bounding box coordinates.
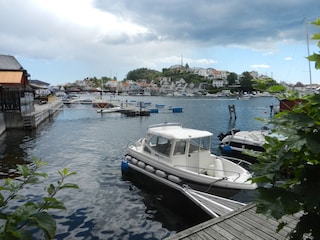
[0,95,277,239]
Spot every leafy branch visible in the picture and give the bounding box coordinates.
[251,17,320,240]
[0,157,78,240]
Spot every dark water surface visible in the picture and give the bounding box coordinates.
[0,95,277,239]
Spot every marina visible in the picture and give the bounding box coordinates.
[0,95,281,239]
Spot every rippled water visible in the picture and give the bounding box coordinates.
[0,95,276,239]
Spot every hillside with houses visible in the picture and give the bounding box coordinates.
[58,65,319,97]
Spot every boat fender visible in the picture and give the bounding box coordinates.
[137,161,145,168]
[125,155,132,161]
[145,165,155,173]
[222,145,232,153]
[131,158,138,165]
[121,160,129,172]
[155,170,167,178]
[168,175,182,184]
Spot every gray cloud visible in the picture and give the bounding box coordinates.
[94,0,319,47]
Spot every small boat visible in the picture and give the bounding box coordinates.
[62,94,80,104]
[218,127,280,163]
[96,106,121,113]
[122,123,256,197]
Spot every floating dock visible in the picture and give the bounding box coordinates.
[167,203,301,240]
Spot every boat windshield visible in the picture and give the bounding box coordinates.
[189,136,210,153]
[149,135,171,156]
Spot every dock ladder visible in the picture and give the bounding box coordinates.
[23,115,32,129]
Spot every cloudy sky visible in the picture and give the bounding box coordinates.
[1,0,319,85]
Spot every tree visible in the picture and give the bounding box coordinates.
[267,84,286,93]
[126,68,161,81]
[251,18,320,240]
[227,72,238,85]
[239,71,254,91]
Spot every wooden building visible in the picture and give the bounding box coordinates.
[0,54,33,113]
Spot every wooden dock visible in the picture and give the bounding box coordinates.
[167,203,301,240]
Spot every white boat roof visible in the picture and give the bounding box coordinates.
[147,123,213,140]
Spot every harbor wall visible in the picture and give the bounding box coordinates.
[3,100,63,129]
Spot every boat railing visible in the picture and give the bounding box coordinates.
[173,164,241,182]
[127,138,144,149]
[221,156,252,167]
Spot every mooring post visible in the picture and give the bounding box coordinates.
[269,104,274,116]
[228,105,236,119]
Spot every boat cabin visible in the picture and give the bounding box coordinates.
[142,124,214,173]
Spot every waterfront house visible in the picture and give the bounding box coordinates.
[0,54,32,112]
[0,54,35,131]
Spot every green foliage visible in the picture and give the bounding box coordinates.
[267,84,287,93]
[126,68,161,81]
[307,18,320,69]
[253,78,280,92]
[251,93,320,239]
[239,71,254,91]
[0,157,78,240]
[227,72,238,85]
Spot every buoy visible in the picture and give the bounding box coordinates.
[168,175,181,184]
[145,165,155,173]
[155,170,167,178]
[137,161,145,168]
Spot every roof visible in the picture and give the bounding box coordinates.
[147,123,212,140]
[0,55,28,86]
[0,55,24,70]
[0,71,23,84]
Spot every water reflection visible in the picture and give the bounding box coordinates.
[0,130,35,178]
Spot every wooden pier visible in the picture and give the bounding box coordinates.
[167,203,301,240]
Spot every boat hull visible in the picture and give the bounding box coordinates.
[122,154,254,198]
[121,160,213,223]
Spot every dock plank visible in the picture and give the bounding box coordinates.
[167,203,300,240]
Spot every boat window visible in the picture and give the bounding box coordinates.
[174,140,186,155]
[149,135,171,156]
[143,146,151,153]
[189,137,210,153]
[201,136,210,150]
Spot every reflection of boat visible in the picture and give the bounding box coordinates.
[96,106,121,113]
[122,123,256,197]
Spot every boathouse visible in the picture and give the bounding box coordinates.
[0,55,34,132]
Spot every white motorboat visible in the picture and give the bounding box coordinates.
[96,106,121,113]
[122,123,256,197]
[218,127,272,163]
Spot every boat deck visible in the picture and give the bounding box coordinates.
[167,203,301,240]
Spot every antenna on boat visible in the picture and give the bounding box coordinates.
[303,17,312,85]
